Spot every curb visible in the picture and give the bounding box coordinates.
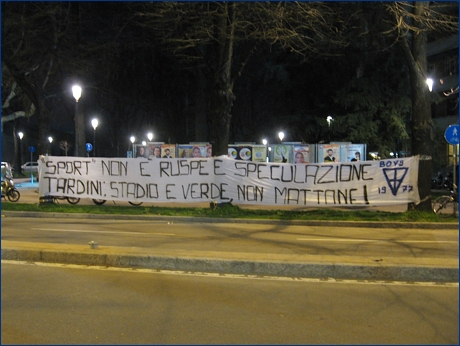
[2,247,458,283]
[2,211,458,229]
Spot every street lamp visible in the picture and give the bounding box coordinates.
[426,78,433,92]
[48,136,53,156]
[18,132,24,167]
[262,138,268,162]
[130,136,135,156]
[91,118,98,157]
[278,132,284,143]
[72,85,82,156]
[326,116,333,142]
[147,132,153,142]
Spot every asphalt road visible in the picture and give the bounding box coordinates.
[2,216,458,261]
[2,181,458,283]
[2,261,458,345]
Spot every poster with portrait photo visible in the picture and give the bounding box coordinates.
[341,144,366,162]
[135,145,148,158]
[205,145,213,158]
[293,145,310,164]
[161,144,176,158]
[178,145,193,158]
[317,144,340,163]
[190,146,205,158]
[148,144,162,159]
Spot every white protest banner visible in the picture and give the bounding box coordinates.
[38,155,420,207]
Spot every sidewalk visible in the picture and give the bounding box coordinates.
[2,182,458,283]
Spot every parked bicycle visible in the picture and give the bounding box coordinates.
[432,184,458,217]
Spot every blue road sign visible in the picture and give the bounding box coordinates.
[29,146,36,153]
[86,143,93,152]
[444,124,460,145]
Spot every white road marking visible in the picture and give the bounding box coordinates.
[31,228,175,236]
[297,238,457,244]
[2,260,458,288]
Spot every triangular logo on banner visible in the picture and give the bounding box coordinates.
[383,168,409,196]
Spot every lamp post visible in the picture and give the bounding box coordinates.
[262,138,268,162]
[326,116,333,142]
[130,136,135,157]
[91,118,98,157]
[48,136,53,156]
[18,132,24,169]
[72,85,82,156]
[147,132,153,142]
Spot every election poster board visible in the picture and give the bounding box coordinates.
[251,145,267,162]
[205,145,212,158]
[178,145,193,158]
[147,143,163,159]
[181,143,209,158]
[38,155,420,207]
[134,144,148,158]
[293,145,311,164]
[317,144,341,163]
[272,145,291,163]
[161,144,176,158]
[341,144,366,162]
[228,145,253,161]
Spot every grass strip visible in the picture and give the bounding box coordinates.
[1,202,457,223]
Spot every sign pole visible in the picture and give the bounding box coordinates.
[454,144,457,188]
[30,150,33,183]
[444,124,459,190]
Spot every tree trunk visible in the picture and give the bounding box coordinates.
[74,101,86,157]
[37,96,51,157]
[399,2,433,211]
[208,3,236,156]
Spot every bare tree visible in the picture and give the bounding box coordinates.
[135,2,347,155]
[2,3,74,156]
[384,2,458,210]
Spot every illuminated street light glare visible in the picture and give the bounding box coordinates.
[142,141,146,146]
[72,85,82,102]
[18,132,24,140]
[262,139,267,146]
[147,132,153,142]
[426,78,433,92]
[48,136,53,143]
[91,118,98,130]
[278,132,284,142]
[130,136,135,144]
[92,118,99,157]
[327,116,333,127]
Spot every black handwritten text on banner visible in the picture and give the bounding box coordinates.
[38,156,420,207]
